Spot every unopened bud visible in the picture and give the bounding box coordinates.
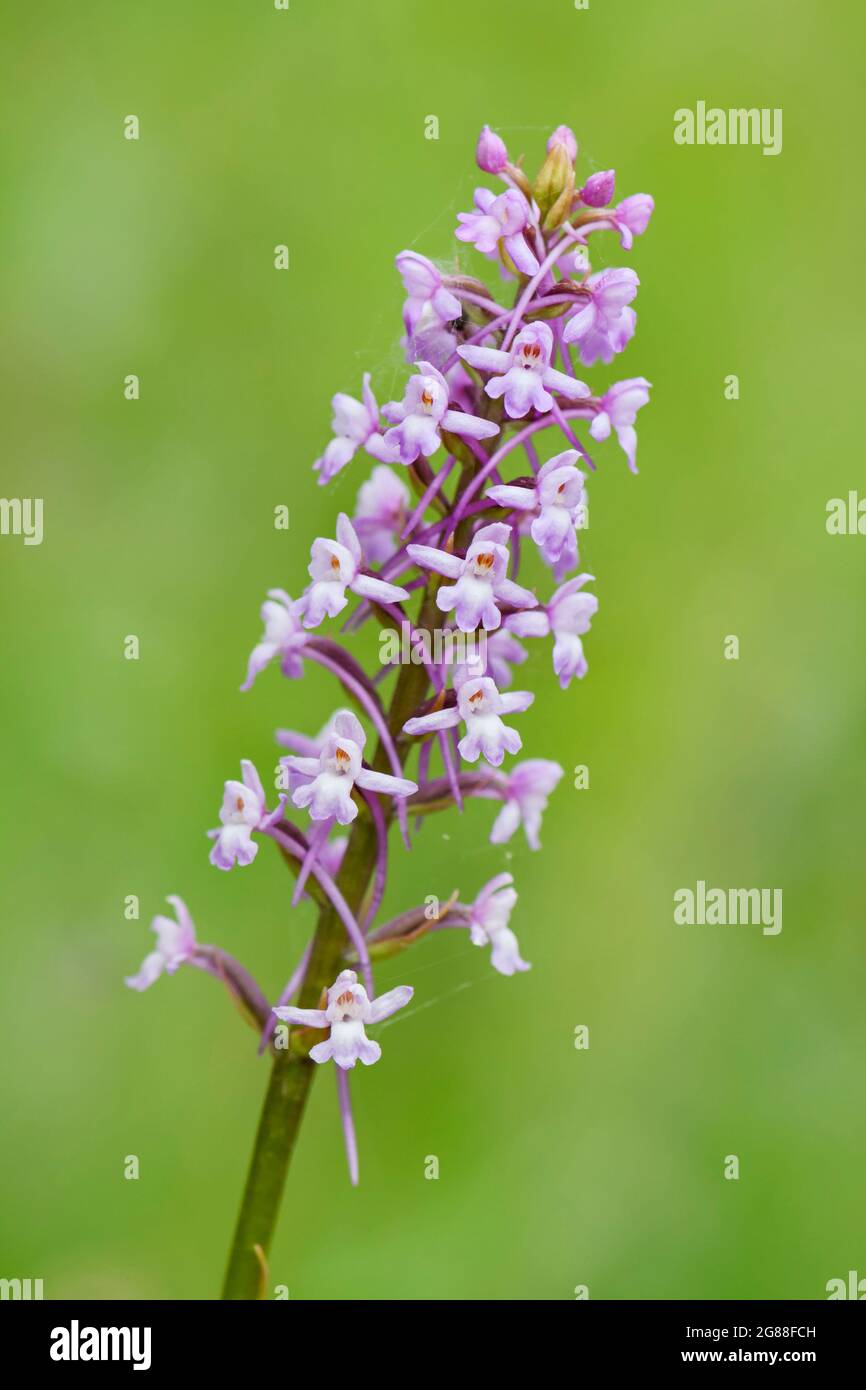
[542,179,575,232]
[579,169,615,207]
[535,141,575,225]
[546,124,578,163]
[476,124,508,174]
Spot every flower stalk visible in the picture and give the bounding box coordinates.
[124,119,653,1300]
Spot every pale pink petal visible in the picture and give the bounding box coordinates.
[441,409,500,441]
[498,690,535,714]
[355,768,419,798]
[351,574,411,604]
[541,367,591,399]
[406,544,464,578]
[457,344,512,374]
[273,1005,329,1027]
[486,484,536,511]
[336,513,363,566]
[403,708,461,736]
[495,577,537,609]
[365,984,414,1024]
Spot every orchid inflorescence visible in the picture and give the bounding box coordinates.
[127,121,652,1187]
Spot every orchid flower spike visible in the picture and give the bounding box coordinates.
[561,268,639,368]
[302,512,410,628]
[487,451,586,579]
[489,760,563,850]
[380,361,499,465]
[589,378,652,473]
[284,709,418,825]
[208,760,285,870]
[404,665,534,768]
[458,322,590,420]
[125,896,198,990]
[313,373,390,485]
[455,187,539,275]
[507,574,598,689]
[408,522,537,633]
[241,589,307,690]
[273,969,413,1069]
[468,873,529,976]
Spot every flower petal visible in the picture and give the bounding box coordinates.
[406,544,464,578]
[365,985,414,1024]
[355,768,419,798]
[272,1005,329,1027]
[441,409,500,441]
[403,708,461,736]
[351,574,410,605]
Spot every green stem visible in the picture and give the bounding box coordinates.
[220,590,439,1299]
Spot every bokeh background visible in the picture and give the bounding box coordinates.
[2,0,864,1300]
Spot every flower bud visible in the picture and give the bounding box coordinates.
[476,123,508,174]
[579,169,615,207]
[542,180,575,232]
[546,124,578,163]
[534,140,574,223]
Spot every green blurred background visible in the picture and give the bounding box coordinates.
[2,0,864,1300]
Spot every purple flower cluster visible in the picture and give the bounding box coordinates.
[127,122,652,1185]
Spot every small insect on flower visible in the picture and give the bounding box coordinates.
[395,251,462,336]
